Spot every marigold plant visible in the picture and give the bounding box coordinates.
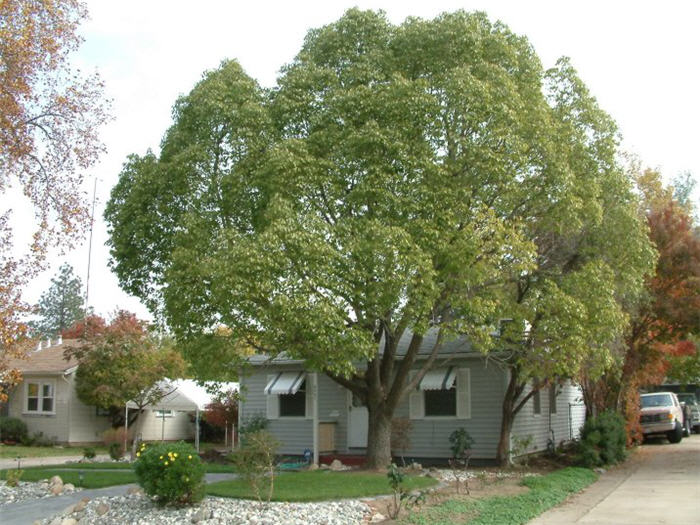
[133,441,205,506]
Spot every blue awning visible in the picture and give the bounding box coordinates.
[264,371,306,395]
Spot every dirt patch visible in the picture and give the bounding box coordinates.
[363,474,530,523]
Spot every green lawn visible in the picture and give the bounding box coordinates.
[207,470,437,501]
[0,445,108,459]
[401,467,597,525]
[0,468,137,488]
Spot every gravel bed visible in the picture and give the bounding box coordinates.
[428,468,539,483]
[39,492,372,525]
[0,480,82,505]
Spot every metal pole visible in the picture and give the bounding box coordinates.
[195,407,200,452]
[161,410,165,442]
[124,406,129,457]
[312,372,319,465]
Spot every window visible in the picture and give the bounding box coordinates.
[25,381,55,414]
[532,383,541,415]
[549,385,557,414]
[424,387,457,416]
[155,409,174,418]
[279,380,306,417]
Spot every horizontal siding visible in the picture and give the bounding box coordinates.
[512,380,586,455]
[6,375,71,443]
[395,359,506,459]
[67,374,112,443]
[136,410,195,441]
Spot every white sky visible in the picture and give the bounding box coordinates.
[16,0,700,321]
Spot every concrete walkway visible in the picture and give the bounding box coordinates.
[1,473,236,525]
[0,455,112,470]
[529,434,700,525]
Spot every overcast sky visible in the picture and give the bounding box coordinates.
[18,0,700,321]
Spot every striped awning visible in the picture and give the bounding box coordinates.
[264,371,306,395]
[419,367,457,390]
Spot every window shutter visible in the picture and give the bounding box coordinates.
[305,374,315,419]
[409,372,424,419]
[266,375,279,419]
[456,368,471,419]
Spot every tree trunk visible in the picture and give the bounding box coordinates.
[496,376,516,467]
[365,404,393,470]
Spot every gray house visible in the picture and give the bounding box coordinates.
[239,331,586,463]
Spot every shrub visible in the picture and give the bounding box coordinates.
[238,413,268,445]
[83,447,96,460]
[134,441,206,506]
[0,417,28,443]
[5,469,23,487]
[103,427,128,459]
[577,411,627,468]
[109,442,124,460]
[230,429,279,503]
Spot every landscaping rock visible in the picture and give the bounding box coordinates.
[95,502,110,516]
[125,486,144,496]
[329,459,344,471]
[308,463,319,471]
[594,467,607,474]
[64,483,76,492]
[74,497,90,512]
[48,518,62,525]
[50,484,64,495]
[191,507,211,523]
[60,518,78,525]
[61,503,76,516]
[370,512,386,522]
[49,476,63,486]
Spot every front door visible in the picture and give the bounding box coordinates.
[347,392,369,448]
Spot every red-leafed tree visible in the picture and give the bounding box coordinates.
[61,314,107,339]
[584,192,700,442]
[204,389,239,444]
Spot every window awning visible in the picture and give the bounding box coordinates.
[265,371,306,395]
[419,367,456,390]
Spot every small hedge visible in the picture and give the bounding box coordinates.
[134,441,205,506]
[577,411,627,468]
[0,416,28,443]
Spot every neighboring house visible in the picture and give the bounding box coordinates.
[4,338,196,445]
[239,330,586,463]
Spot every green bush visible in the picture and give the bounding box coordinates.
[577,411,627,468]
[0,417,28,443]
[230,429,279,503]
[108,442,123,460]
[238,413,268,445]
[83,447,96,459]
[5,469,23,487]
[134,441,205,506]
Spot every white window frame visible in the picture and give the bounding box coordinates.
[155,409,174,418]
[266,373,314,420]
[24,380,56,415]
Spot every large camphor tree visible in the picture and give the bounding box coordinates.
[106,10,651,468]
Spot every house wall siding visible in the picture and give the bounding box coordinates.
[6,375,71,443]
[66,374,112,443]
[511,380,586,456]
[240,358,509,459]
[134,410,195,441]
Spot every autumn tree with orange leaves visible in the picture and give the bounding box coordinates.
[582,171,700,442]
[0,0,110,400]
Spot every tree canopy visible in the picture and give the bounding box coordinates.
[30,262,84,337]
[106,9,653,466]
[65,311,186,426]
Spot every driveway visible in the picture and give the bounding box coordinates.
[530,433,700,525]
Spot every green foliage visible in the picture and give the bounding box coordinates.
[108,442,123,461]
[230,430,279,503]
[207,469,436,502]
[238,412,268,444]
[387,463,426,519]
[402,467,596,525]
[30,263,84,338]
[5,469,23,487]
[510,434,534,465]
[134,441,206,506]
[448,428,475,459]
[577,411,627,468]
[0,416,28,442]
[82,447,96,459]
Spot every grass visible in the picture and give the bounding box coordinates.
[0,467,137,488]
[207,470,438,501]
[401,467,598,525]
[0,445,108,459]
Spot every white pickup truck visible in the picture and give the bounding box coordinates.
[639,392,684,443]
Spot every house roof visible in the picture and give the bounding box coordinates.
[248,328,478,365]
[6,339,81,375]
[126,381,200,411]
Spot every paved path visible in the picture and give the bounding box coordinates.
[530,433,700,525]
[0,455,112,470]
[1,473,236,525]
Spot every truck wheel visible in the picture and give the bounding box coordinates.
[667,422,683,444]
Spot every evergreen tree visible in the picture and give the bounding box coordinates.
[32,263,85,337]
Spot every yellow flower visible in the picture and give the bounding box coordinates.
[136,452,140,457]
[164,461,169,466]
[188,455,192,460]
[185,476,189,482]
[173,453,178,457]
[159,456,163,460]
